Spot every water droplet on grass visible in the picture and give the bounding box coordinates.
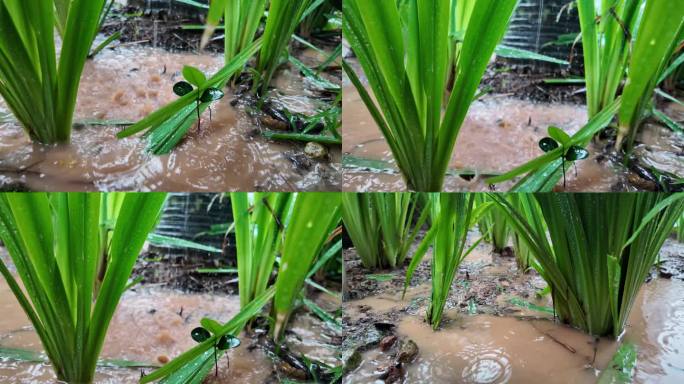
[200,87,224,103]
[217,335,241,350]
[565,146,589,161]
[191,327,211,342]
[173,81,193,96]
[539,137,559,152]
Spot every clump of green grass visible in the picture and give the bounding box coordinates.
[343,0,518,191]
[402,193,488,329]
[508,194,545,272]
[577,0,683,149]
[0,192,167,383]
[0,0,107,144]
[201,0,267,80]
[491,193,684,337]
[256,0,315,97]
[615,0,684,149]
[476,195,510,253]
[231,192,293,308]
[342,192,429,269]
[270,192,341,341]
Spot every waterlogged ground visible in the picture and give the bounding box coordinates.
[342,84,682,192]
[0,249,342,383]
[342,236,684,383]
[0,46,341,192]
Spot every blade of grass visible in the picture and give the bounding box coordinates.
[271,192,341,341]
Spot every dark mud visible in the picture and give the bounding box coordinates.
[481,58,586,105]
[131,249,237,294]
[107,1,341,54]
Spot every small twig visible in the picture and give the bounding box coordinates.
[115,39,150,47]
[543,331,576,353]
[530,322,577,353]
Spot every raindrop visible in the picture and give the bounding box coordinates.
[216,335,241,350]
[173,81,193,96]
[191,327,211,343]
[200,87,225,103]
[539,137,559,152]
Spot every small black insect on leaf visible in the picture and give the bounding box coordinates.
[173,81,194,97]
[539,137,559,152]
[200,87,225,103]
[191,327,211,343]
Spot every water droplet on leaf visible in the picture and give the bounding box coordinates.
[216,335,241,350]
[200,87,224,103]
[565,146,589,161]
[191,327,211,343]
[539,137,559,152]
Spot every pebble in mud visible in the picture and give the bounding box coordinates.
[111,89,129,106]
[260,115,289,131]
[379,363,404,384]
[157,355,169,364]
[379,335,397,351]
[398,339,419,363]
[342,348,363,372]
[304,142,329,159]
[277,361,308,380]
[156,330,176,346]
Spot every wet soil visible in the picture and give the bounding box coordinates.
[0,46,341,192]
[480,59,586,105]
[102,2,226,53]
[105,1,341,54]
[342,236,684,383]
[131,249,238,294]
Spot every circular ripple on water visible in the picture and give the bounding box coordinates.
[415,353,460,382]
[656,302,684,372]
[459,344,512,384]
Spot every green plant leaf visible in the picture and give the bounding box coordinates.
[548,126,571,147]
[182,66,208,87]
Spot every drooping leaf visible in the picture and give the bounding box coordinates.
[547,126,571,147]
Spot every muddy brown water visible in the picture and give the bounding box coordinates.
[344,242,684,384]
[342,86,626,192]
[0,47,340,192]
